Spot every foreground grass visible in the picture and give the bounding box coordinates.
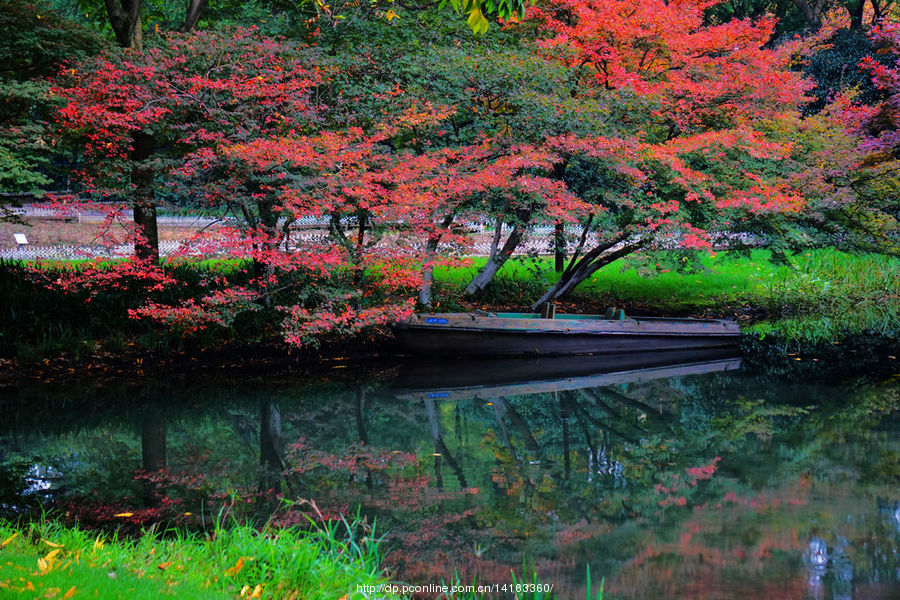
[0,518,396,599]
[0,519,601,599]
[434,249,900,345]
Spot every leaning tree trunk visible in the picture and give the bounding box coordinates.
[464,209,532,298]
[424,398,468,489]
[492,397,540,451]
[464,222,528,297]
[530,236,640,311]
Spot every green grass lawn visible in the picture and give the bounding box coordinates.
[0,517,396,599]
[433,249,900,344]
[0,519,587,599]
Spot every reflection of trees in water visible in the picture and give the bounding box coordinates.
[2,372,898,596]
[140,403,166,507]
[425,398,467,490]
[393,374,900,596]
[257,399,286,519]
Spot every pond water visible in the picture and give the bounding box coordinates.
[1,349,899,599]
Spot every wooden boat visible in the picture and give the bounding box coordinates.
[394,310,741,357]
[392,348,742,401]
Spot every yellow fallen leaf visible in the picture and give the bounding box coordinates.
[37,557,49,572]
[41,539,63,548]
[63,586,77,599]
[251,584,263,598]
[225,557,246,577]
[93,536,104,550]
[157,561,172,571]
[25,581,35,591]
[44,549,61,562]
[1,533,17,547]
[240,585,250,596]
[113,513,133,518]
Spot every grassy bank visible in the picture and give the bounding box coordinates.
[0,517,396,599]
[434,249,900,346]
[0,249,896,364]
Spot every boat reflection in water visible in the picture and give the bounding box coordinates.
[392,347,742,402]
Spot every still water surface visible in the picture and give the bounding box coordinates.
[1,350,899,599]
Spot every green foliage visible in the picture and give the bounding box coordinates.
[0,0,105,196]
[803,27,892,114]
[746,249,900,342]
[0,0,104,80]
[704,0,810,36]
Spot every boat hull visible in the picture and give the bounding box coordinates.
[395,313,741,357]
[392,348,742,401]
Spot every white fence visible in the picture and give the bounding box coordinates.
[0,235,566,261]
[0,241,185,261]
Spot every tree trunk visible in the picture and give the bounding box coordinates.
[179,0,209,33]
[424,398,468,489]
[141,409,166,506]
[419,214,454,307]
[559,392,570,481]
[141,412,167,472]
[130,131,159,264]
[464,210,531,298]
[530,237,639,310]
[104,0,143,50]
[106,2,161,263]
[846,0,865,29]
[554,222,566,272]
[355,385,368,445]
[492,397,539,451]
[789,0,827,28]
[259,400,284,491]
[133,202,159,263]
[419,235,441,307]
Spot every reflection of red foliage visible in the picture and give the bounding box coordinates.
[686,457,720,482]
[654,457,721,506]
[554,519,613,548]
[285,438,416,478]
[611,474,817,599]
